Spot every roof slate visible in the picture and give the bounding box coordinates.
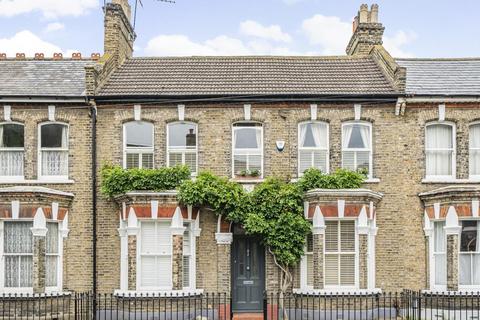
[396,58,480,96]
[0,60,92,97]
[98,56,398,97]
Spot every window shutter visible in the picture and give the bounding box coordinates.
[141,153,154,169]
[184,153,197,173]
[342,151,355,171]
[340,254,355,286]
[325,221,339,252]
[140,256,158,287]
[313,150,327,173]
[183,256,190,288]
[299,150,312,174]
[340,221,355,251]
[157,222,171,255]
[141,222,157,254]
[126,153,140,169]
[324,255,339,286]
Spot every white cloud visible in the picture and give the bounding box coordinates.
[0,0,98,19]
[301,14,351,55]
[144,34,299,56]
[383,31,417,58]
[283,0,304,5]
[0,30,63,56]
[44,22,65,33]
[240,20,291,43]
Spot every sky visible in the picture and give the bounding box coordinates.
[0,0,479,59]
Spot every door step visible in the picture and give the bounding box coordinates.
[232,313,263,320]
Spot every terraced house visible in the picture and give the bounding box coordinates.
[0,0,479,318]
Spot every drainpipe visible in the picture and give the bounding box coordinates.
[90,101,98,317]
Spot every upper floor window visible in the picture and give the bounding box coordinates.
[123,121,154,169]
[39,123,68,179]
[167,122,197,175]
[233,123,263,178]
[0,123,24,178]
[298,121,329,175]
[469,123,480,178]
[425,122,455,179]
[342,122,372,177]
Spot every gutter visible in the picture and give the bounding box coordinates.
[0,96,88,104]
[404,96,480,103]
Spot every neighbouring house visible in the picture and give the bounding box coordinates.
[0,53,96,294]
[0,0,478,318]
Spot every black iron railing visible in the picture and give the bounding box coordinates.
[1,291,480,319]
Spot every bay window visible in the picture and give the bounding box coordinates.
[459,220,480,287]
[232,123,263,178]
[0,123,24,179]
[324,220,356,288]
[305,234,314,288]
[124,121,154,169]
[139,221,172,290]
[298,122,329,175]
[425,122,455,179]
[46,223,60,288]
[342,122,372,177]
[39,123,69,179]
[470,123,480,178]
[167,122,197,175]
[183,223,192,289]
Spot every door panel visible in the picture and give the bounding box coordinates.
[232,236,265,311]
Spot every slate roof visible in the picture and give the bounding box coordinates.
[0,59,92,97]
[396,58,480,96]
[98,56,398,97]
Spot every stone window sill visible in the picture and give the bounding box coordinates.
[0,179,75,184]
[231,178,265,184]
[364,178,380,183]
[422,289,480,295]
[422,178,480,184]
[293,288,382,296]
[114,289,204,297]
[0,291,71,298]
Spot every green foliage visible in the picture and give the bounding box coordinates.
[297,168,365,193]
[100,164,191,197]
[177,172,247,222]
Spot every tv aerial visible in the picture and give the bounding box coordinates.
[133,0,176,30]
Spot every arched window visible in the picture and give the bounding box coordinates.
[39,122,68,179]
[232,122,263,178]
[167,122,197,175]
[0,122,24,178]
[342,121,372,177]
[123,121,154,169]
[470,123,480,178]
[425,122,455,179]
[298,121,329,175]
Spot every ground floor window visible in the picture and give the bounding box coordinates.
[459,220,480,286]
[433,221,447,287]
[1,220,61,292]
[139,221,172,290]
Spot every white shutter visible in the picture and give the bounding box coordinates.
[340,221,355,251]
[313,150,327,173]
[168,152,182,167]
[306,254,314,287]
[182,256,190,288]
[157,256,172,287]
[157,222,171,255]
[141,222,157,254]
[140,256,158,287]
[141,153,154,169]
[299,150,313,174]
[342,151,355,171]
[324,255,339,286]
[126,153,140,169]
[325,221,339,252]
[340,254,355,286]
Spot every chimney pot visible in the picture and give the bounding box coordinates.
[16,53,26,60]
[346,4,384,55]
[53,53,63,60]
[91,53,101,60]
[370,4,379,23]
[72,52,82,60]
[0,53,6,60]
[359,4,369,23]
[112,0,132,21]
[34,53,45,60]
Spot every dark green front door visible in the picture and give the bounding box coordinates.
[232,236,265,312]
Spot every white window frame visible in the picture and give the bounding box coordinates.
[232,122,264,178]
[123,121,155,169]
[341,121,373,179]
[323,219,359,291]
[0,220,63,294]
[424,121,456,181]
[0,122,25,181]
[298,121,329,176]
[38,122,69,181]
[429,220,447,291]
[469,122,480,180]
[458,219,480,290]
[300,233,314,291]
[166,121,198,176]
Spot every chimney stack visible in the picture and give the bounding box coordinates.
[346,4,384,56]
[104,0,136,68]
